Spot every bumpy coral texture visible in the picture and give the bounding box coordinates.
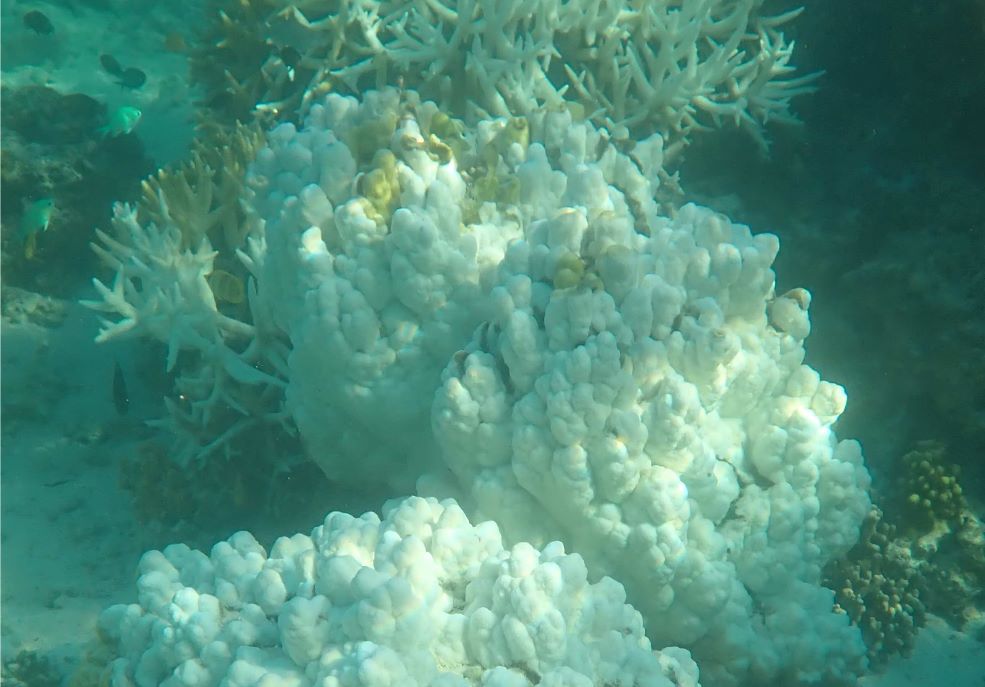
[428,124,870,685]
[90,3,872,683]
[99,496,698,687]
[243,89,522,489]
[243,90,870,685]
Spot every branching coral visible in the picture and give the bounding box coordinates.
[85,203,286,462]
[139,121,264,255]
[84,197,289,464]
[83,117,294,465]
[191,0,818,159]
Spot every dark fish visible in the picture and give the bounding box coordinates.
[100,53,123,76]
[113,360,130,415]
[280,46,301,71]
[23,10,54,35]
[117,67,146,89]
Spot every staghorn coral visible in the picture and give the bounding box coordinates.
[190,0,818,159]
[84,201,288,466]
[85,120,290,466]
[190,0,300,124]
[138,121,264,256]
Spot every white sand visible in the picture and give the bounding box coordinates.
[0,298,155,667]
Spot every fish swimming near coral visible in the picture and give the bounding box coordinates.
[20,197,54,259]
[208,269,245,305]
[23,10,53,35]
[98,106,142,137]
[279,46,302,71]
[99,54,146,89]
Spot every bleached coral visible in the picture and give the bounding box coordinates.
[99,495,699,687]
[201,0,817,156]
[84,200,288,463]
[236,89,870,685]
[428,195,870,684]
[360,0,819,152]
[242,89,523,489]
[86,203,231,363]
[87,1,875,681]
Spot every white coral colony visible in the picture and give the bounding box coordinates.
[91,2,874,686]
[100,498,700,687]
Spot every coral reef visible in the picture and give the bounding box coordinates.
[78,4,943,685]
[87,81,878,684]
[85,121,289,466]
[237,88,868,685]
[99,496,700,687]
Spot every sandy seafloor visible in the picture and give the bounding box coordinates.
[2,297,984,684]
[1,0,984,685]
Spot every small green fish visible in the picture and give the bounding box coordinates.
[20,197,54,259]
[99,106,142,137]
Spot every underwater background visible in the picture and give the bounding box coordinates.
[1,0,983,685]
